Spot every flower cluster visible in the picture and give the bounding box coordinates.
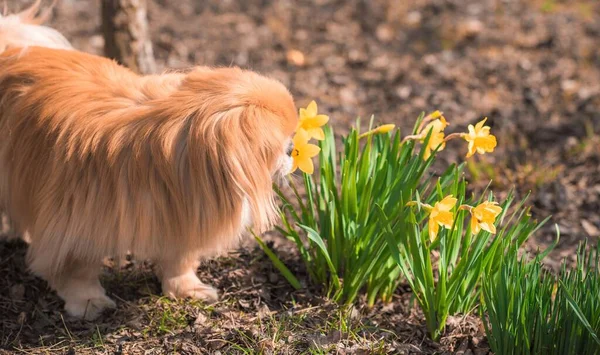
[290,105,498,174]
[290,101,328,174]
[409,196,503,241]
[291,101,398,175]
[405,111,497,160]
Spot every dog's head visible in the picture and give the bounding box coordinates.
[175,67,298,234]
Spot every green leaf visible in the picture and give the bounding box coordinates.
[298,224,341,291]
[253,233,301,290]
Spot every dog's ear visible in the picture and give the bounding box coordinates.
[175,67,298,233]
[188,104,287,233]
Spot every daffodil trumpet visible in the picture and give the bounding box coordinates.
[462,118,497,158]
[469,201,502,234]
[427,195,458,241]
[458,202,503,234]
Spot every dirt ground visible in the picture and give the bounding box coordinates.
[1,0,599,354]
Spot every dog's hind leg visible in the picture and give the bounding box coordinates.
[27,249,116,320]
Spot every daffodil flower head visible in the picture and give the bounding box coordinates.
[359,124,396,139]
[429,110,442,120]
[420,117,449,160]
[297,100,329,140]
[421,116,449,134]
[463,118,497,158]
[428,195,458,241]
[373,123,396,134]
[290,129,321,174]
[470,201,502,234]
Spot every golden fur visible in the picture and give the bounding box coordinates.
[0,4,297,319]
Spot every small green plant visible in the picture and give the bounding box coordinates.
[377,183,551,340]
[261,106,498,301]
[483,241,600,354]
[269,116,445,305]
[143,297,198,336]
[259,103,552,341]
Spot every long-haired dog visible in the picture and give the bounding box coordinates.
[0,2,298,319]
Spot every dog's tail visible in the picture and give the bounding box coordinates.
[0,1,71,241]
[0,0,72,54]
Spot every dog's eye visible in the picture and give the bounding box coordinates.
[286,143,294,156]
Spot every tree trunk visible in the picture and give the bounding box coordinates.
[101,0,156,75]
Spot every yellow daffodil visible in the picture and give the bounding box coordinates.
[358,124,396,139]
[470,201,502,234]
[421,117,449,160]
[463,118,497,158]
[428,110,442,120]
[297,100,329,140]
[290,129,321,174]
[428,195,458,241]
[421,116,448,134]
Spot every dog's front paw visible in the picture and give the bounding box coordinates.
[162,273,219,303]
[64,295,116,320]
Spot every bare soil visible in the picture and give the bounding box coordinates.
[1,0,599,353]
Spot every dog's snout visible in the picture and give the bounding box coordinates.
[286,143,294,156]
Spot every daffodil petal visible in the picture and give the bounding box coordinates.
[297,157,314,174]
[438,196,458,211]
[436,211,454,228]
[293,129,310,146]
[480,222,496,234]
[429,219,439,242]
[313,114,329,126]
[475,118,488,131]
[299,108,308,120]
[471,218,481,234]
[308,127,326,140]
[303,144,321,157]
[429,132,445,148]
[485,205,502,215]
[466,141,476,158]
[439,116,449,128]
[376,124,396,133]
[306,101,318,117]
[467,124,476,136]
[423,147,432,160]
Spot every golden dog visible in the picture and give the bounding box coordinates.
[0,2,297,319]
